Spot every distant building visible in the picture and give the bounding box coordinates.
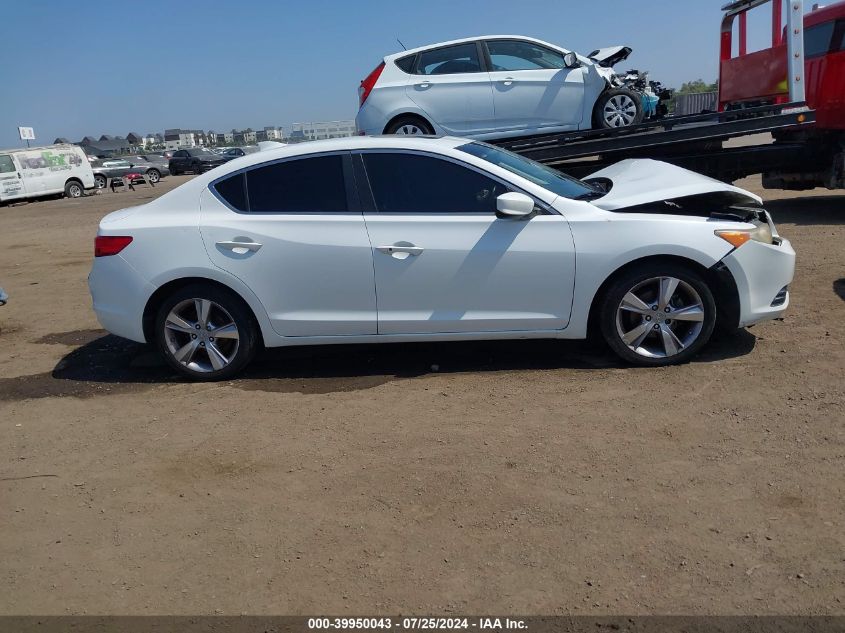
[77,136,132,157]
[256,126,284,141]
[164,128,198,150]
[126,132,143,146]
[216,131,235,145]
[287,120,356,142]
[53,137,71,144]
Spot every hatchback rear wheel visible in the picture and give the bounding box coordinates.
[155,284,259,380]
[599,263,716,366]
[385,116,434,135]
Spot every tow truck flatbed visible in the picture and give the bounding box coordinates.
[489,102,816,180]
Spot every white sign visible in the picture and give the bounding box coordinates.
[18,126,35,140]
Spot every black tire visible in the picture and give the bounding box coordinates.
[64,180,83,198]
[94,174,107,189]
[598,261,716,366]
[154,283,260,381]
[593,88,644,129]
[192,161,203,174]
[170,164,180,175]
[384,115,434,135]
[146,168,161,183]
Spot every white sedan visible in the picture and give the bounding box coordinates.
[88,136,795,380]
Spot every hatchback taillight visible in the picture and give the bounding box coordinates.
[359,61,385,107]
[95,235,133,257]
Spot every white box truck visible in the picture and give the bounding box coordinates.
[0,144,95,204]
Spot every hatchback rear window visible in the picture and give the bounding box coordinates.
[395,54,416,73]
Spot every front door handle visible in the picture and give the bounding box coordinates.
[377,244,424,259]
[216,239,263,254]
[500,77,514,86]
[416,81,431,89]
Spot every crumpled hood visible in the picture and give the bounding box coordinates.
[585,159,762,211]
[588,45,632,67]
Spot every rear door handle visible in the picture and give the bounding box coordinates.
[416,81,431,88]
[500,77,514,86]
[216,239,263,254]
[377,244,424,259]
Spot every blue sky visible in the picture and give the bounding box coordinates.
[0,0,776,149]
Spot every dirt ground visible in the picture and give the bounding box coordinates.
[0,172,843,615]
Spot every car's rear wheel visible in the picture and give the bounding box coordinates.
[155,284,259,381]
[64,180,83,198]
[599,262,716,366]
[94,174,107,189]
[146,168,161,183]
[385,116,434,135]
[593,88,644,129]
[192,161,203,174]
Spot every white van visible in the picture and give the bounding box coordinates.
[0,144,95,204]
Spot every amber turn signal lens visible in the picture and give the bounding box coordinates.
[715,230,752,248]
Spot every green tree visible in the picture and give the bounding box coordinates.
[677,79,718,94]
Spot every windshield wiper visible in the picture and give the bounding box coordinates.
[574,190,606,201]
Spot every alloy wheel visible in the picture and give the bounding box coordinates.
[94,175,106,189]
[615,276,705,359]
[68,183,82,197]
[603,94,638,127]
[147,170,160,183]
[394,124,425,135]
[163,298,240,373]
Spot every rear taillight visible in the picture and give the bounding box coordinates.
[95,235,133,257]
[359,61,385,107]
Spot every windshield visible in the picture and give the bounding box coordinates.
[457,141,598,200]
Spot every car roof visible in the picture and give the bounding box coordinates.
[229,135,467,166]
[384,34,567,60]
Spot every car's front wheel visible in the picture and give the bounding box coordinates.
[155,284,259,381]
[94,174,107,189]
[598,262,716,366]
[192,161,203,174]
[593,88,644,129]
[146,168,161,183]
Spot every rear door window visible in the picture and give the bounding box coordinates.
[245,155,347,212]
[361,152,506,213]
[486,40,567,71]
[417,43,482,75]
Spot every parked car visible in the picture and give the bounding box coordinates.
[119,154,171,183]
[168,148,230,175]
[91,158,152,189]
[221,146,259,158]
[356,36,660,139]
[0,144,94,203]
[89,136,794,381]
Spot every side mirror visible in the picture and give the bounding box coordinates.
[496,192,536,219]
[564,52,581,68]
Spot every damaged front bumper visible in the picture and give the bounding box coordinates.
[721,235,796,328]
